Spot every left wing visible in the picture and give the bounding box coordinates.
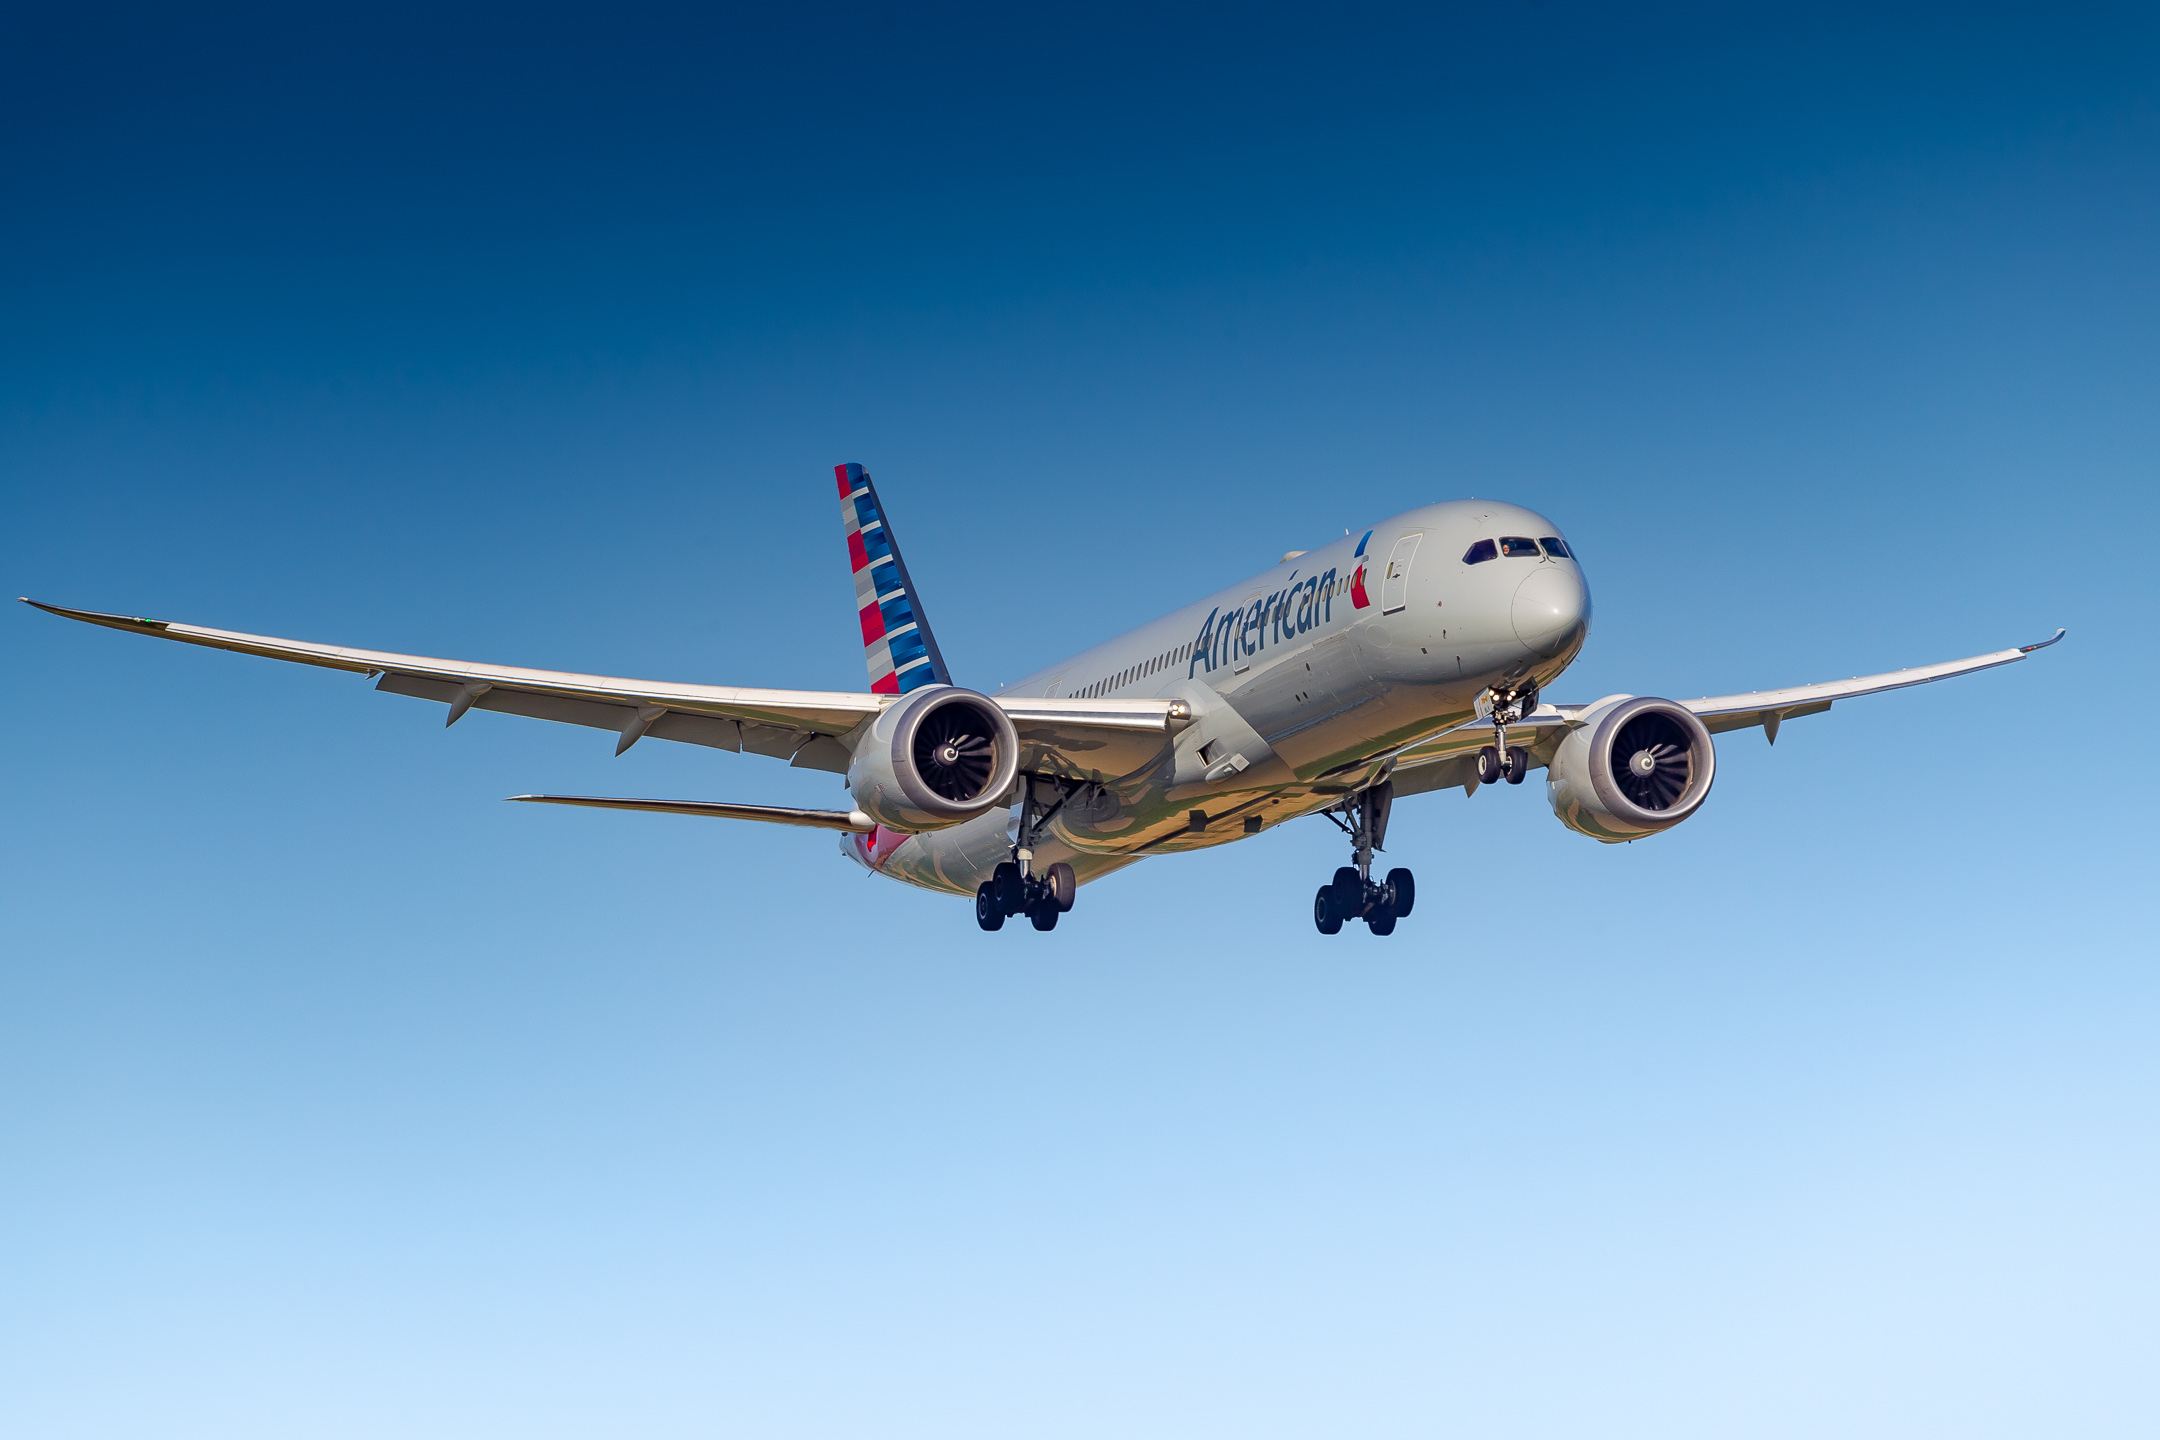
[1680,629,2063,742]
[1391,629,2064,796]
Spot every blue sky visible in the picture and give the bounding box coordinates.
[3,5,2156,1436]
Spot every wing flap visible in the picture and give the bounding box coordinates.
[1001,697,1197,782]
[999,697,1194,734]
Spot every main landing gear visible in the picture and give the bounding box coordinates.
[1474,682,1538,786]
[976,776,1078,932]
[1314,779,1415,936]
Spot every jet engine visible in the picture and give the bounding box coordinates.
[846,686,1021,833]
[1545,696,1716,842]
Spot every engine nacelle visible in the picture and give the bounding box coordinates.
[846,686,1021,833]
[1546,695,1716,843]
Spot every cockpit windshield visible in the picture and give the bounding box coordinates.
[1539,537,1571,558]
[1499,537,1540,557]
[1462,538,1498,565]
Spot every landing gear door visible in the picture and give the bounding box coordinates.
[1380,533,1422,614]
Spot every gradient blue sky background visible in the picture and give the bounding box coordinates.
[4,5,2157,1436]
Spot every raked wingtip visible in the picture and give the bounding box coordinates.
[21,598,169,630]
[2019,628,2066,654]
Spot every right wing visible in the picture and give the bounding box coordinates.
[26,599,883,772]
[24,599,1190,779]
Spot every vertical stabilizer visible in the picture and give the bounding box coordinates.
[836,463,952,695]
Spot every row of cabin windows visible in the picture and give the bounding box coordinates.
[1070,542,1568,702]
[1077,642,1194,699]
[1071,541,1564,699]
[1072,574,1360,699]
[1463,535,1572,564]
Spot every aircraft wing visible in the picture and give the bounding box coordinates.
[1676,629,2063,740]
[1390,629,2064,796]
[22,600,1190,777]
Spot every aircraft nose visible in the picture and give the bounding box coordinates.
[1512,564,1589,657]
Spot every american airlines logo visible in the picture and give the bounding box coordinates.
[1187,563,1347,678]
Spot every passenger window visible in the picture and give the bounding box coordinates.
[1462,539,1498,565]
[1539,537,1571,558]
[1499,537,1540,558]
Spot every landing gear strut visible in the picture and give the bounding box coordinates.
[975,776,1079,932]
[1475,682,1538,786]
[1314,779,1415,935]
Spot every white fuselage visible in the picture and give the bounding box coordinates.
[846,499,1591,895]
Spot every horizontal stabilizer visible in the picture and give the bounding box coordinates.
[508,794,875,831]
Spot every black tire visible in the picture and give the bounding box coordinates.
[1047,861,1077,912]
[1385,867,1415,918]
[1029,901,1059,931]
[1477,746,1502,784]
[1314,887,1343,935]
[1504,745,1530,784]
[992,861,1023,913]
[1331,866,1363,917]
[1368,911,1397,936]
[975,883,1005,931]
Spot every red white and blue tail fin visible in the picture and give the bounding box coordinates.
[836,462,952,696]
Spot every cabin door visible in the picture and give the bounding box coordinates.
[1380,532,1422,614]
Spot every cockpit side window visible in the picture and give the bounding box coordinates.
[1499,536,1540,557]
[1539,537,1571,558]
[1462,538,1498,565]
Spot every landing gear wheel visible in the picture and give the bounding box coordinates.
[1503,745,1530,784]
[1314,887,1343,935]
[992,861,1023,914]
[1331,866,1363,917]
[1385,867,1415,917]
[1046,861,1076,912]
[974,882,1005,931]
[1028,901,1060,931]
[1477,746,1503,785]
[1368,910,1397,936]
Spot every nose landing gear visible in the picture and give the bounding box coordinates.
[1475,683,1539,785]
[1314,780,1415,935]
[1476,744,1531,785]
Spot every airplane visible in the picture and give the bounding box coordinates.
[25,462,2063,935]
